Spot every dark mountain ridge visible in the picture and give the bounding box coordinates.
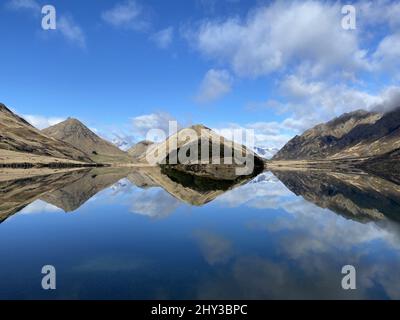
[274,107,400,160]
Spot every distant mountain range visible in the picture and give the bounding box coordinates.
[113,134,277,159]
[2,101,400,169]
[111,136,132,151]
[253,146,279,159]
[0,103,266,170]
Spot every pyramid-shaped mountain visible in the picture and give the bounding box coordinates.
[42,118,132,164]
[0,103,92,164]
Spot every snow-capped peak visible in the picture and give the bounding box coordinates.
[253,146,279,159]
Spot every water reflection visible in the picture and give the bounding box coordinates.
[0,168,130,222]
[1,165,400,299]
[272,169,400,223]
[0,164,263,221]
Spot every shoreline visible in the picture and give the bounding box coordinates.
[265,158,370,174]
[0,162,107,169]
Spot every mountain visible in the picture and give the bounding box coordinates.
[0,103,92,164]
[274,107,400,160]
[112,136,132,151]
[253,146,279,159]
[139,124,265,172]
[273,110,382,160]
[127,140,154,160]
[42,118,132,164]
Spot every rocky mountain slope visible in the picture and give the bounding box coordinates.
[139,124,265,172]
[42,118,132,164]
[0,103,92,164]
[273,108,400,160]
[127,140,154,160]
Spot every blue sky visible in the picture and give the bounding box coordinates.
[1,0,400,148]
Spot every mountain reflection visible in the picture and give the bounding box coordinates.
[0,164,261,222]
[1,165,400,224]
[40,168,132,212]
[271,169,400,223]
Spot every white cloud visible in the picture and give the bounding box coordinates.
[20,200,62,214]
[150,27,173,49]
[213,120,299,150]
[194,230,233,265]
[227,81,400,149]
[246,75,400,138]
[215,76,400,148]
[7,0,86,48]
[186,0,400,131]
[216,172,293,208]
[217,172,400,258]
[102,0,149,31]
[187,1,368,78]
[199,169,400,299]
[196,69,233,103]
[279,75,383,116]
[280,75,323,99]
[58,15,86,48]
[95,112,178,148]
[23,114,65,129]
[371,86,400,113]
[357,0,400,31]
[6,0,40,12]
[265,198,400,261]
[372,33,400,71]
[130,188,180,218]
[131,112,177,138]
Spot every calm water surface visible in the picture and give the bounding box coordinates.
[0,167,399,299]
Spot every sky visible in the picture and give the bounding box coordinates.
[1,0,400,149]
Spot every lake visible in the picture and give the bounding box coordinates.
[0,167,399,299]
